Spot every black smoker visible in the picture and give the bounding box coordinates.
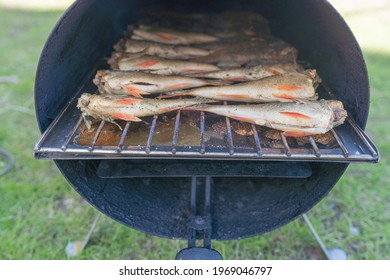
[34,0,378,259]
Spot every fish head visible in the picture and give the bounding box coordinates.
[327,100,348,126]
[304,69,322,88]
[77,93,93,109]
[95,69,107,77]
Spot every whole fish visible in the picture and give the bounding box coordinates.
[136,23,257,39]
[193,40,298,67]
[185,100,347,137]
[94,70,229,97]
[186,63,302,82]
[113,39,210,59]
[77,93,215,130]
[131,28,219,45]
[207,11,270,32]
[163,71,320,103]
[109,54,220,75]
[141,11,269,36]
[199,36,265,52]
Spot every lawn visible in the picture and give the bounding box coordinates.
[0,2,389,259]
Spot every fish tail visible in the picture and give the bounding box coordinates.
[93,70,107,86]
[304,69,322,87]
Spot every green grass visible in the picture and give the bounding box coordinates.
[0,5,389,260]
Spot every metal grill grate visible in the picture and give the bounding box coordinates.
[34,86,379,163]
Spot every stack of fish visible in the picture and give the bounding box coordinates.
[77,10,347,138]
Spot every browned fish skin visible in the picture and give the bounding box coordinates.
[193,39,298,67]
[136,23,259,39]
[207,11,270,34]
[131,28,219,45]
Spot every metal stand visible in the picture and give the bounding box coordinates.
[302,213,347,260]
[0,148,14,178]
[176,177,222,260]
[64,180,345,260]
[65,212,102,257]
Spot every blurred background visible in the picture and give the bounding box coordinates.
[0,0,388,259]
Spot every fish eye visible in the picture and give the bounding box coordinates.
[81,98,90,107]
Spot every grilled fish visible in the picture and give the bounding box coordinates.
[109,54,220,75]
[163,71,320,103]
[136,23,259,39]
[94,70,229,97]
[141,11,269,36]
[207,11,270,33]
[77,93,214,130]
[131,28,219,45]
[193,40,298,67]
[113,39,210,59]
[185,100,347,136]
[186,63,302,82]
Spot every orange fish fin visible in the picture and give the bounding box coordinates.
[108,112,142,122]
[229,115,255,122]
[284,132,312,137]
[216,93,249,99]
[123,85,149,98]
[274,84,302,91]
[272,93,295,100]
[265,68,281,75]
[156,32,174,41]
[113,98,143,105]
[279,111,312,119]
[167,83,192,89]
[136,60,159,68]
[157,94,176,99]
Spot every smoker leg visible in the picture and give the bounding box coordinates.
[65,212,102,257]
[302,213,347,260]
[176,177,222,260]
